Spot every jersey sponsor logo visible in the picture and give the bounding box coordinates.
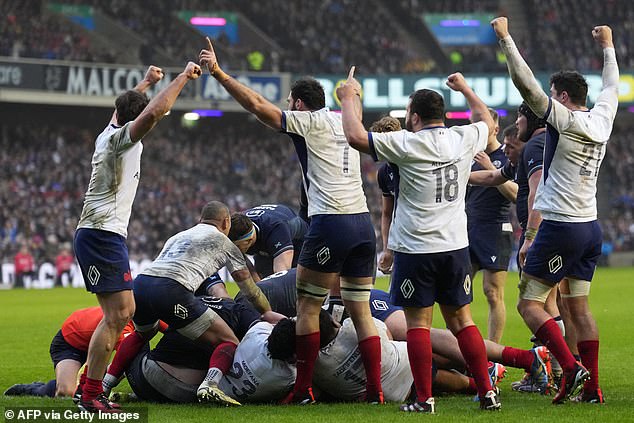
[548,255,563,274]
[317,246,331,265]
[490,256,497,263]
[400,278,414,299]
[463,275,472,295]
[274,242,282,249]
[372,299,389,311]
[174,304,188,320]
[87,265,100,286]
[528,158,535,166]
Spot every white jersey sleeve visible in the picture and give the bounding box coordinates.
[282,109,369,216]
[219,322,296,402]
[141,224,247,291]
[77,122,142,238]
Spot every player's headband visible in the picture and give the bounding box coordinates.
[235,226,256,242]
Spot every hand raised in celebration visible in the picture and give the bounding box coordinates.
[446,72,469,92]
[199,37,220,75]
[143,65,164,85]
[592,25,614,49]
[490,17,509,39]
[183,61,202,80]
[335,66,362,101]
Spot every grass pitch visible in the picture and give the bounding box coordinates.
[1,267,633,422]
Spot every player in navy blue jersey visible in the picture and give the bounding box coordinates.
[228,204,308,278]
[470,110,569,390]
[467,108,517,343]
[370,117,402,275]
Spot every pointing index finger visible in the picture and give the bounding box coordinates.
[206,36,213,51]
[347,66,355,81]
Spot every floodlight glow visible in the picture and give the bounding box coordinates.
[183,112,200,121]
[190,17,227,26]
[445,111,471,119]
[389,110,407,119]
[192,109,223,117]
[440,19,480,27]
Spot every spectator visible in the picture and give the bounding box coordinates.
[14,244,35,288]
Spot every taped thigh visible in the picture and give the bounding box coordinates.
[340,281,372,302]
[518,274,553,303]
[560,278,591,298]
[296,280,329,300]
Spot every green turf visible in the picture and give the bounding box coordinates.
[1,267,633,422]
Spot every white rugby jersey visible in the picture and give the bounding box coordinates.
[141,224,246,292]
[77,123,142,238]
[313,318,413,402]
[370,122,488,253]
[219,322,296,402]
[282,108,369,216]
[535,52,619,222]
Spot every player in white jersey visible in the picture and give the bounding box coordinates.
[101,201,285,407]
[339,68,500,413]
[492,17,618,404]
[73,62,202,414]
[219,321,297,403]
[200,39,383,404]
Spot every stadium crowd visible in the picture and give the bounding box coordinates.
[3,0,633,75]
[0,117,383,265]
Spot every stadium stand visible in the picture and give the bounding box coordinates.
[0,110,383,264]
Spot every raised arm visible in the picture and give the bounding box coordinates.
[491,17,549,118]
[200,37,283,130]
[446,73,495,137]
[109,65,164,125]
[337,66,370,153]
[129,62,201,142]
[592,26,619,113]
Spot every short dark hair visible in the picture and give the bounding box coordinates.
[291,78,325,111]
[200,201,229,222]
[267,318,296,360]
[502,124,518,140]
[369,116,402,133]
[409,89,445,123]
[115,90,149,125]
[228,213,253,241]
[549,71,588,106]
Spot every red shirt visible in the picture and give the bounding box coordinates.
[55,253,74,276]
[61,307,135,352]
[14,252,34,275]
